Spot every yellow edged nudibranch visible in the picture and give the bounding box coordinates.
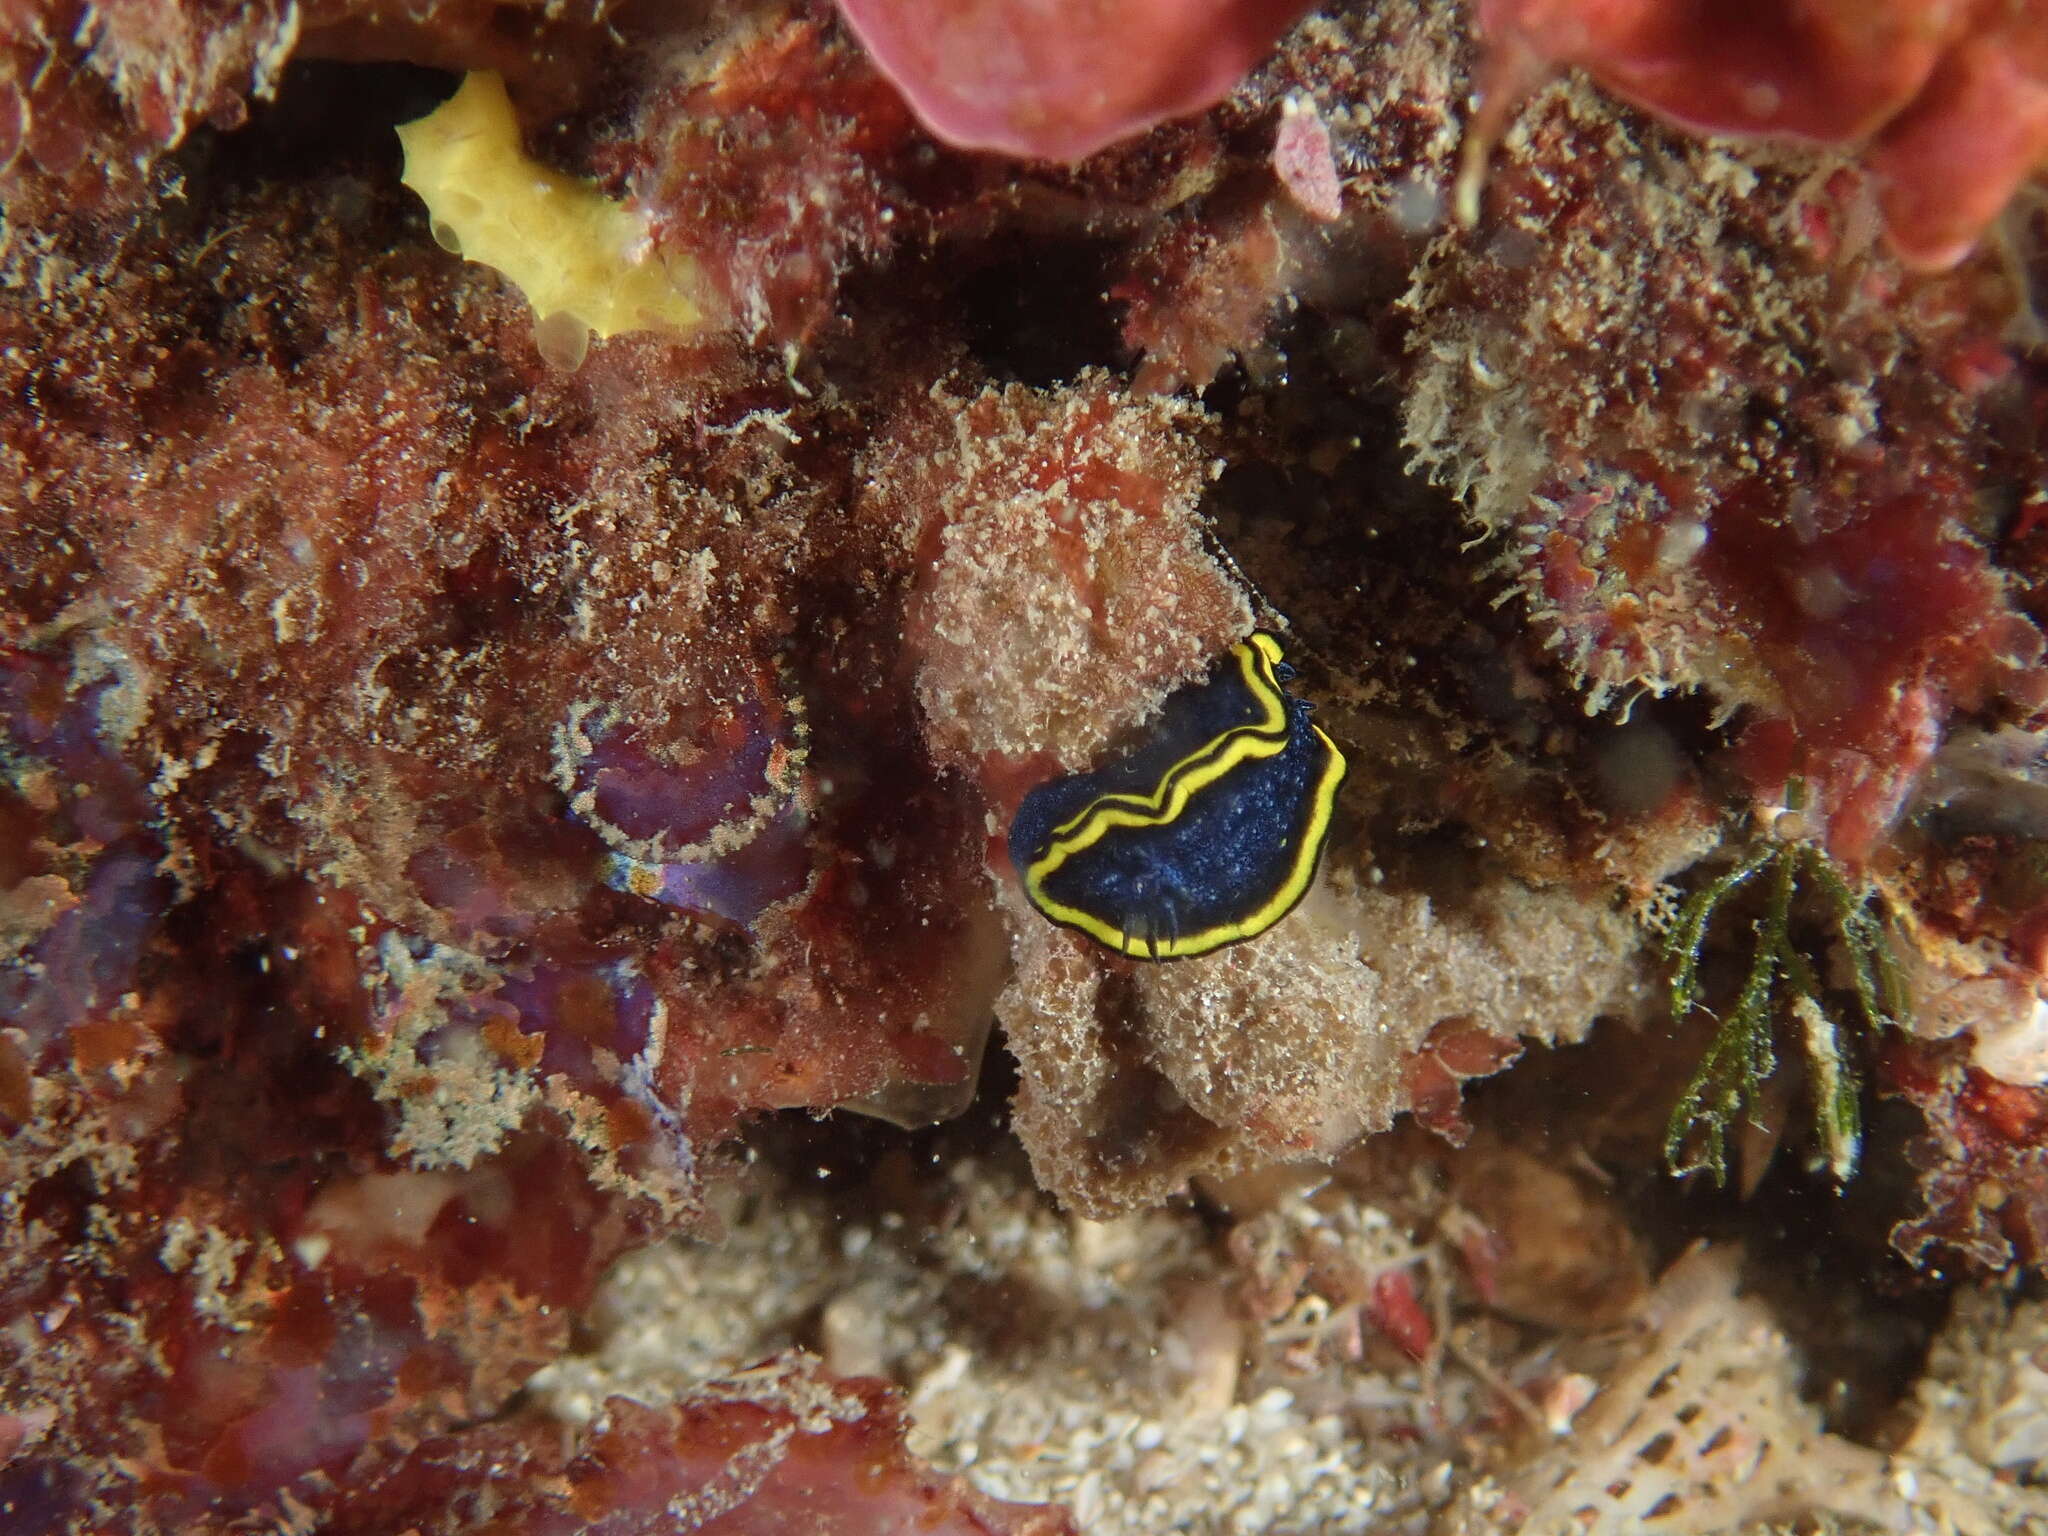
[1009,632,1347,960]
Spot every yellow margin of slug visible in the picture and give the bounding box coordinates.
[1023,633,1346,959]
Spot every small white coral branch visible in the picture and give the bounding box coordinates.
[1442,1245,2048,1536]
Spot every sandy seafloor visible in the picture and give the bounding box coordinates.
[527,1108,2048,1536]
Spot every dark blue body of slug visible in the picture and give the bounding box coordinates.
[1008,632,1346,960]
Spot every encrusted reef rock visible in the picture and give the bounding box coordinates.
[7,0,2048,1531]
[994,871,1643,1215]
[274,1358,1077,1536]
[0,48,1004,1517]
[1403,74,2047,866]
[868,363,1648,1213]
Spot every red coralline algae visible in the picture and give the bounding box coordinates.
[620,9,927,346]
[1407,50,2048,1234]
[300,1361,1076,1536]
[1885,1036,2048,1270]
[619,4,1298,364]
[833,0,1312,162]
[1471,0,2048,268]
[0,0,626,223]
[1404,71,2048,866]
[11,0,2048,1529]
[1115,194,1290,394]
[0,0,295,196]
[0,92,1000,1526]
[0,652,611,1515]
[826,25,1662,1222]
[1864,753,2048,1267]
[0,659,615,1517]
[1710,475,2042,865]
[1401,1019,1525,1145]
[0,651,168,1058]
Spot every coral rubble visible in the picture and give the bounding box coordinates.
[6,0,2048,1531]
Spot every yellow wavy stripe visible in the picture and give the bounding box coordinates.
[1025,658,1346,961]
[1028,722,1345,958]
[1046,635,1291,843]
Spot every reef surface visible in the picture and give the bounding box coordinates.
[3,1,2048,1532]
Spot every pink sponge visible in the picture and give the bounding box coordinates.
[1473,0,2048,269]
[834,0,1311,161]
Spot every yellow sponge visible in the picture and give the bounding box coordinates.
[397,72,702,366]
